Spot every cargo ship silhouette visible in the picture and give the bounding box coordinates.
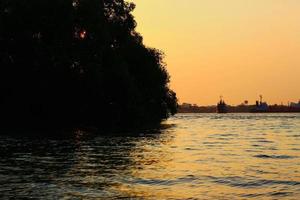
[251,95,269,112]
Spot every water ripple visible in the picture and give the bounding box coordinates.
[254,154,296,159]
[1,113,300,199]
[209,176,300,188]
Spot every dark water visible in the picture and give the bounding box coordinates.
[1,113,300,199]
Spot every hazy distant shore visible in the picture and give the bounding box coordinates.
[178,104,300,113]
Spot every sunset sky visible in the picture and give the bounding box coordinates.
[131,0,300,105]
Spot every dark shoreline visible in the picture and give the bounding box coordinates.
[178,105,300,113]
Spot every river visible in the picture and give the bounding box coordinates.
[1,113,300,199]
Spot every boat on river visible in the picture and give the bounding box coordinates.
[217,96,228,113]
[251,95,269,113]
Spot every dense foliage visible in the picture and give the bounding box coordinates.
[0,0,177,132]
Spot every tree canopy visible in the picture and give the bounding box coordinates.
[0,0,178,132]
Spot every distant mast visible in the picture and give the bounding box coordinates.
[260,95,263,104]
[217,96,228,113]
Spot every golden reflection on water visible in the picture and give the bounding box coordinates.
[3,114,298,199]
[114,113,300,199]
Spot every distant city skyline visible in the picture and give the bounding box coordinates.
[131,0,300,105]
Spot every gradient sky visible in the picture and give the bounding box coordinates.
[131,0,300,105]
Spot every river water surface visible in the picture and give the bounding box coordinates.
[1,113,300,199]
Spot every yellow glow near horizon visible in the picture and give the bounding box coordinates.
[131,0,300,105]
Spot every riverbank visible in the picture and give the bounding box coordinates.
[178,104,300,113]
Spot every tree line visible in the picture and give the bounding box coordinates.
[0,0,178,132]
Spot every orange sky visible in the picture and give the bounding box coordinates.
[131,0,300,105]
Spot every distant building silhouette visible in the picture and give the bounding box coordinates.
[290,100,300,108]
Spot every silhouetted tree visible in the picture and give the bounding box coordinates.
[0,0,178,132]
